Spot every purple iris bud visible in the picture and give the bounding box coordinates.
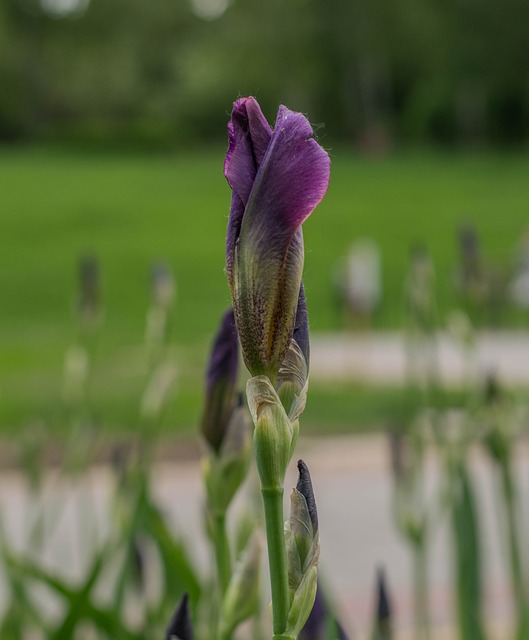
[225,96,330,377]
[296,459,318,533]
[201,309,239,452]
[166,592,193,640]
[294,282,310,366]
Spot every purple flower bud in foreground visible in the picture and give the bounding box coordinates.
[201,309,239,452]
[166,593,193,640]
[297,459,318,533]
[225,96,329,378]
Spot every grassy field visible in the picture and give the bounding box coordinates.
[2,146,529,437]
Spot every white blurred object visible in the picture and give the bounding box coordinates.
[345,238,381,315]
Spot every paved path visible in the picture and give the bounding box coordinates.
[2,434,527,639]
[310,330,529,385]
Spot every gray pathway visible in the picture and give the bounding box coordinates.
[310,331,529,385]
[1,434,527,639]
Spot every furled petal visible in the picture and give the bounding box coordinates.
[225,97,273,291]
[225,97,329,378]
[293,282,310,366]
[296,459,318,533]
[201,309,239,452]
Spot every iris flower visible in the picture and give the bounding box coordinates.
[224,97,330,379]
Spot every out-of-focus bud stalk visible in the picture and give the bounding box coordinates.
[166,592,194,640]
[203,402,251,514]
[219,532,262,640]
[372,568,392,640]
[200,310,251,604]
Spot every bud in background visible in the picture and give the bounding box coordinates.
[166,592,194,640]
[200,309,251,600]
[372,568,392,640]
[201,309,251,513]
[225,96,329,380]
[201,309,239,453]
[145,262,175,362]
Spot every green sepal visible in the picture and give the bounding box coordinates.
[247,375,294,490]
[284,565,318,639]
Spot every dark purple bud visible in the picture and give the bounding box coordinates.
[201,309,239,452]
[296,459,318,533]
[166,593,193,640]
[376,567,392,623]
[294,282,310,366]
[225,97,329,378]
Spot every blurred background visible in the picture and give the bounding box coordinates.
[2,0,529,638]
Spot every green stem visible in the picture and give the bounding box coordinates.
[413,539,430,640]
[500,462,527,624]
[262,487,290,636]
[212,512,231,597]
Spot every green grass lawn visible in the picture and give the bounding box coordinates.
[2,145,529,437]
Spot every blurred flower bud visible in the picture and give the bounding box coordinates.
[166,592,193,640]
[203,401,251,513]
[201,309,239,453]
[219,532,262,638]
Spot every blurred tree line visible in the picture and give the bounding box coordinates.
[2,0,529,149]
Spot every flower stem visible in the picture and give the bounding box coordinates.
[212,511,231,597]
[261,486,290,636]
[413,540,430,640]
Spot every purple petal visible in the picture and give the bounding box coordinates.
[225,98,273,291]
[201,309,239,452]
[166,593,194,640]
[296,459,318,532]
